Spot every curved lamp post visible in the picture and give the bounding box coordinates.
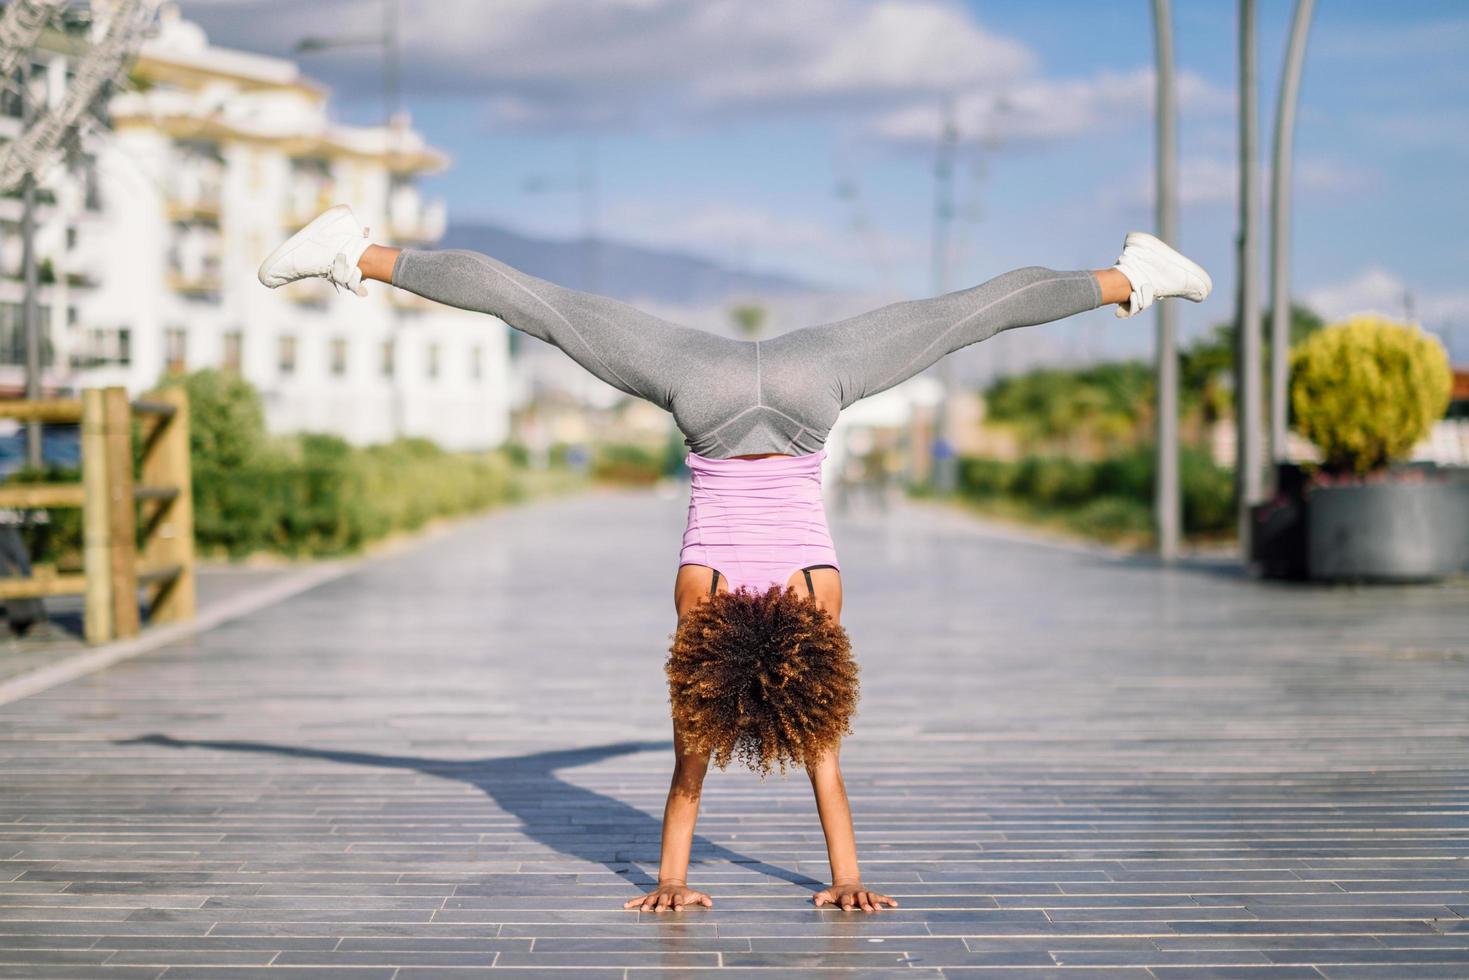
[1268,0,1317,471]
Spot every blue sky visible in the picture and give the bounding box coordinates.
[187,0,1469,362]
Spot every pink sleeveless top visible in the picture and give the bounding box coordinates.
[678,449,840,593]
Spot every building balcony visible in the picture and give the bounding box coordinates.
[166,195,222,224]
[387,188,446,245]
[388,287,435,311]
[284,177,335,230]
[282,277,335,307]
[167,269,223,298]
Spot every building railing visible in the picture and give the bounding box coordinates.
[0,386,195,644]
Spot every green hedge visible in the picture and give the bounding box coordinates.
[957,445,1235,537]
[160,369,536,559]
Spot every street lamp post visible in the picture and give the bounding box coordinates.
[20,75,41,468]
[295,0,403,436]
[1268,0,1317,473]
[294,0,400,124]
[1235,0,1265,553]
[1152,0,1180,562]
[929,104,958,494]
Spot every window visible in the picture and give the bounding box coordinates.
[221,332,242,373]
[278,334,297,376]
[330,337,348,377]
[0,302,53,366]
[118,327,131,366]
[470,345,482,380]
[380,339,395,378]
[426,342,440,379]
[164,326,187,374]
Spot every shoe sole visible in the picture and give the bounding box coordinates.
[1124,231,1213,301]
[257,204,353,288]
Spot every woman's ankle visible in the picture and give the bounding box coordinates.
[359,244,401,284]
[1093,267,1133,307]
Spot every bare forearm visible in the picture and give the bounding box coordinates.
[656,788,701,884]
[811,767,861,884]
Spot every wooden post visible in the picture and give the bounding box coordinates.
[103,387,140,639]
[140,387,195,623]
[81,389,113,644]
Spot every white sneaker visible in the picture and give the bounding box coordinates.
[257,204,373,297]
[1111,231,1212,319]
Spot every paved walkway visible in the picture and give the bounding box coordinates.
[0,564,308,686]
[1,489,1467,978]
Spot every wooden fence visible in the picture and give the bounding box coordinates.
[0,386,195,644]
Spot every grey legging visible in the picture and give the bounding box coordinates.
[391,249,1102,458]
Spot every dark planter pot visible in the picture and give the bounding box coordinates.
[1250,463,1311,580]
[1306,472,1469,582]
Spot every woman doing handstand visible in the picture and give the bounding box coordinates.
[259,205,1212,913]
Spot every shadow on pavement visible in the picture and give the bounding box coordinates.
[119,734,822,892]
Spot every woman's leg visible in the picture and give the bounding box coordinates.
[356,244,730,413]
[769,266,1107,409]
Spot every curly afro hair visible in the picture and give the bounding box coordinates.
[666,584,859,776]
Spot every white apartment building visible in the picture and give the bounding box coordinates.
[2,7,509,450]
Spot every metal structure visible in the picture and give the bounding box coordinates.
[929,103,958,493]
[0,0,158,193]
[1151,0,1180,561]
[1235,0,1265,549]
[1268,0,1317,471]
[0,0,159,469]
[0,0,64,87]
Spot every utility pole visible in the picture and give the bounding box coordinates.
[929,103,958,493]
[1152,0,1180,562]
[580,143,599,296]
[1235,0,1264,551]
[382,0,399,123]
[20,67,41,468]
[1268,0,1316,472]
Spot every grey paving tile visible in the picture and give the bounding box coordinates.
[938,970,1151,979]
[157,970,395,980]
[105,951,278,966]
[0,969,162,979]
[1316,967,1469,979]
[1147,970,1325,979]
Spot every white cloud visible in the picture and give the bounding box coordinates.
[181,0,1219,147]
[869,67,1231,146]
[1306,268,1469,328]
[1110,156,1375,211]
[184,0,1033,127]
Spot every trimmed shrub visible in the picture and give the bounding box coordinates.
[592,442,664,485]
[955,445,1235,539]
[1290,315,1452,474]
[1071,496,1151,536]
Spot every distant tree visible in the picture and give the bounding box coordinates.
[730,304,767,339]
[1181,303,1323,423]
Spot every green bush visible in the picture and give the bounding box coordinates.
[955,445,1235,539]
[592,442,665,485]
[958,457,1018,496]
[1070,496,1152,536]
[1011,456,1097,506]
[1093,447,1154,500]
[1180,448,1235,534]
[162,368,268,470]
[153,371,539,558]
[1290,315,1452,474]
